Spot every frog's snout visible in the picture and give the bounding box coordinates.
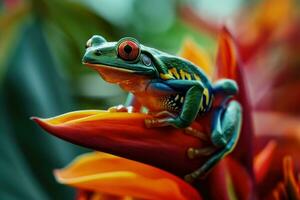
[87,35,107,48]
[82,50,93,64]
[82,46,101,63]
[82,35,106,64]
[82,55,88,64]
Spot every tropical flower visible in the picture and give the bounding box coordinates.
[32,26,300,199]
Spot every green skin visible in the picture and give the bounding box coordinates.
[82,35,242,181]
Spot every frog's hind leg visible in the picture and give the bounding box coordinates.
[184,100,242,182]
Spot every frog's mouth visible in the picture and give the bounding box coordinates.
[84,62,135,73]
[83,62,152,84]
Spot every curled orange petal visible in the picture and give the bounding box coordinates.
[270,156,300,200]
[32,110,214,177]
[216,27,238,81]
[254,140,277,184]
[55,152,202,200]
[209,157,254,200]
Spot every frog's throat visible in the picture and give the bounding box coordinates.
[83,62,151,86]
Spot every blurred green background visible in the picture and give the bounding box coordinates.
[0,0,285,199]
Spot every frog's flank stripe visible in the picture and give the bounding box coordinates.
[166,67,202,81]
[203,88,209,104]
[179,69,186,80]
[180,97,184,103]
[202,88,210,111]
[160,73,174,80]
[185,73,192,80]
[194,74,201,81]
[199,95,204,111]
[179,69,192,80]
[168,68,180,79]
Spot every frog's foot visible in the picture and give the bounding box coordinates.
[184,127,208,141]
[187,147,215,159]
[108,105,133,113]
[184,101,242,183]
[145,111,177,128]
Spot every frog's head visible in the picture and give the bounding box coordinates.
[82,35,159,84]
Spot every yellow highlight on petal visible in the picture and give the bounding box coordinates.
[39,110,148,126]
[55,152,201,200]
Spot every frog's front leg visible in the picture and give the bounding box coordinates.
[185,100,242,182]
[145,80,204,128]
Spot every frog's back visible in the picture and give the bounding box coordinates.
[160,55,212,87]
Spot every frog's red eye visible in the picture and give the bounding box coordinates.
[118,40,140,61]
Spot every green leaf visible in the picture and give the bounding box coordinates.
[0,19,87,200]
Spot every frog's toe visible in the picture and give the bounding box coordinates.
[144,118,170,128]
[144,118,158,128]
[211,131,227,147]
[184,127,208,141]
[187,147,216,159]
[108,105,132,113]
[184,174,195,183]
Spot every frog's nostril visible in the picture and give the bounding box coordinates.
[94,49,102,56]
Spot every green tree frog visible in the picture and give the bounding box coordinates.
[82,35,242,181]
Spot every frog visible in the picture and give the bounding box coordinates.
[82,35,242,182]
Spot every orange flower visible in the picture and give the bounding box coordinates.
[54,152,201,200]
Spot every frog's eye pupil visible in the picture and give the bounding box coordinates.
[118,40,140,61]
[124,45,132,54]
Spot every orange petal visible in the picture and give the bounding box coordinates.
[269,156,300,200]
[251,0,293,31]
[282,156,300,199]
[235,0,295,62]
[55,152,202,200]
[209,157,254,200]
[216,27,238,81]
[254,125,300,198]
[76,190,127,200]
[179,37,214,79]
[32,110,213,177]
[254,140,277,184]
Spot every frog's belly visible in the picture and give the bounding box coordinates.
[136,94,184,113]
